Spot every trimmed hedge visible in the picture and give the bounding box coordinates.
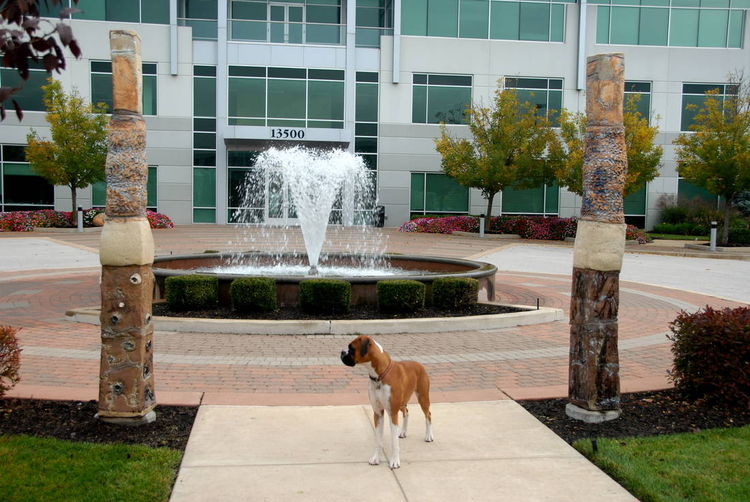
[377,280,425,313]
[0,325,21,398]
[230,277,277,313]
[165,274,219,311]
[432,277,479,310]
[729,228,750,245]
[667,306,750,406]
[299,279,351,314]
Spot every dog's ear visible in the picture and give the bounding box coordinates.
[359,337,370,357]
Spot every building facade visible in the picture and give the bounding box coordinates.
[0,0,745,229]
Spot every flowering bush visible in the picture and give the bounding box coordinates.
[1,209,174,231]
[400,215,650,244]
[146,210,174,229]
[0,325,21,398]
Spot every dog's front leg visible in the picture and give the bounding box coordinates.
[388,410,400,469]
[369,410,384,465]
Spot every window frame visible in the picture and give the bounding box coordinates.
[412,73,473,125]
[90,61,158,115]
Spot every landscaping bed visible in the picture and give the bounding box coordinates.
[519,388,750,444]
[151,302,523,321]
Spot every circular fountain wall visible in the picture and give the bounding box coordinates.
[152,253,497,307]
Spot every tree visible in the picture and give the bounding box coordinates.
[673,76,750,244]
[434,87,556,220]
[26,79,108,212]
[0,0,81,120]
[550,95,663,197]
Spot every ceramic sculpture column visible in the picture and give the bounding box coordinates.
[97,30,156,424]
[566,53,626,423]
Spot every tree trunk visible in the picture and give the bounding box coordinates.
[485,192,495,221]
[721,195,733,245]
[70,185,78,214]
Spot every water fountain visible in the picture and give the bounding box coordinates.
[152,146,497,306]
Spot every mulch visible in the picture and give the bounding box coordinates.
[519,388,750,444]
[151,303,523,320]
[3,389,749,452]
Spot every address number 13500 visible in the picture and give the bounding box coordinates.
[270,128,305,139]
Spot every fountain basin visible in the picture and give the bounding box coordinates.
[152,252,497,307]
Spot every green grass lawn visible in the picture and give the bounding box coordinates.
[574,425,750,502]
[0,435,183,502]
[647,233,709,241]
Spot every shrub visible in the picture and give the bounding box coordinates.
[667,306,750,406]
[652,222,705,236]
[625,224,652,244]
[165,274,219,311]
[230,277,277,313]
[432,277,479,310]
[146,210,174,229]
[0,326,21,398]
[299,279,351,314]
[377,280,425,313]
[659,205,690,224]
[729,228,750,245]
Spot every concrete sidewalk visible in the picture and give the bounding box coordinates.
[169,401,635,502]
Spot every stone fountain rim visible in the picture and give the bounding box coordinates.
[152,252,498,283]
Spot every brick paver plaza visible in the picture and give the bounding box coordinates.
[1,226,746,406]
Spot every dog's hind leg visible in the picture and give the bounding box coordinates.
[399,405,409,438]
[369,410,384,465]
[416,376,433,442]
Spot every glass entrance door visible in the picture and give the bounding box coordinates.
[269,3,304,44]
[266,171,298,225]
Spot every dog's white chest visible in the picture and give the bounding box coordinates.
[368,380,391,411]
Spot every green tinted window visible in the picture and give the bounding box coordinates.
[92,180,106,206]
[596,6,610,43]
[678,179,717,204]
[491,1,520,39]
[0,69,48,112]
[425,174,468,212]
[193,168,216,206]
[610,6,639,44]
[625,82,652,123]
[460,0,489,39]
[107,0,140,22]
[356,83,378,122]
[502,185,544,213]
[519,3,550,41]
[233,1,267,20]
[623,184,646,215]
[308,80,344,120]
[143,75,157,115]
[229,78,265,118]
[428,0,458,36]
[91,63,156,114]
[545,183,559,214]
[147,166,157,209]
[193,208,216,223]
[142,0,170,23]
[183,0,218,18]
[402,0,428,35]
[75,0,106,20]
[410,173,425,211]
[268,79,306,119]
[505,78,563,125]
[412,85,427,123]
[194,133,216,149]
[194,77,216,117]
[550,4,565,41]
[428,86,470,124]
[639,8,669,45]
[698,9,729,47]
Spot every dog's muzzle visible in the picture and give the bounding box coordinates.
[340,350,356,367]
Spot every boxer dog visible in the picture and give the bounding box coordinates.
[340,335,433,469]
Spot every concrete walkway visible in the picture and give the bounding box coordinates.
[2,226,747,501]
[170,402,635,502]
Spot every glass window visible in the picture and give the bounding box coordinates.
[228,77,266,120]
[678,178,719,205]
[428,0,459,37]
[182,0,218,19]
[356,83,378,122]
[412,73,472,125]
[681,82,734,131]
[625,81,651,123]
[142,0,170,24]
[93,166,157,209]
[502,185,545,213]
[460,0,489,39]
[639,7,669,45]
[106,0,140,22]
[698,9,729,47]
[0,68,48,112]
[410,173,469,213]
[403,0,428,35]
[90,62,157,115]
[194,76,216,117]
[410,173,426,211]
[623,184,646,216]
[610,6,639,44]
[193,168,216,207]
[308,80,344,121]
[268,79,306,119]
[491,1,520,39]
[505,77,563,125]
[519,3,550,41]
[1,160,54,210]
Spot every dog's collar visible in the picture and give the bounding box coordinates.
[370,359,393,383]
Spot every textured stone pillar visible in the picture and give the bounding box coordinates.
[566,53,626,423]
[97,31,156,425]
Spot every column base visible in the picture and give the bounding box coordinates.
[96,410,156,426]
[565,403,621,423]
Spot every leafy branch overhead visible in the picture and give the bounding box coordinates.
[0,0,81,120]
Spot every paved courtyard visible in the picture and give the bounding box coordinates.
[2,226,747,406]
